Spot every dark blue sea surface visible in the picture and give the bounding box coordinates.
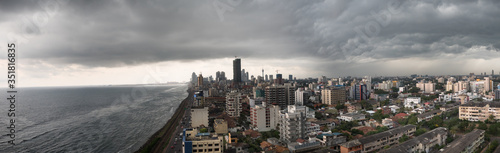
[0,84,188,152]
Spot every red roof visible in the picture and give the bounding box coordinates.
[395,113,409,118]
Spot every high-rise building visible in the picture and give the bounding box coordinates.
[279,105,312,143]
[295,88,311,106]
[269,75,273,83]
[197,74,204,87]
[215,71,221,82]
[241,69,247,82]
[289,75,293,81]
[322,87,346,105]
[250,102,280,132]
[226,91,242,117]
[350,84,368,101]
[192,72,197,84]
[265,84,295,109]
[233,58,241,84]
[275,74,283,84]
[265,74,268,82]
[220,71,226,81]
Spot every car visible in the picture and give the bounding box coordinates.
[171,146,174,149]
[174,142,177,145]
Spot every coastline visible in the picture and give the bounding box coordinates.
[135,87,193,153]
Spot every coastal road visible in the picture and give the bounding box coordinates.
[164,100,192,153]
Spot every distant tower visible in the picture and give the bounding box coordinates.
[233,58,241,85]
[493,70,495,76]
[197,74,204,87]
[262,69,264,78]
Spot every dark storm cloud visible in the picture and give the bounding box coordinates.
[3,0,500,68]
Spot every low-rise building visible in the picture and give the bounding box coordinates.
[441,129,485,153]
[404,97,421,108]
[380,127,447,153]
[340,140,362,153]
[417,109,442,123]
[288,140,322,153]
[337,113,366,122]
[459,102,500,122]
[214,119,228,134]
[339,125,417,153]
[191,107,209,128]
[182,128,224,153]
[316,132,346,150]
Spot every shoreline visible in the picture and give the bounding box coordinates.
[135,87,192,153]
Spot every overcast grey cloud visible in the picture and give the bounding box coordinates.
[1,0,500,86]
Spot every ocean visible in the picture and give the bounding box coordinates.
[0,84,188,153]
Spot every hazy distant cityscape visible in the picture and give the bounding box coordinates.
[178,57,500,153]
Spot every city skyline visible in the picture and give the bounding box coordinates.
[1,0,500,87]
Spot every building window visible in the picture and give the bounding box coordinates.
[208,144,213,146]
[215,144,219,146]
[209,149,213,152]
[215,148,219,151]
[193,149,197,152]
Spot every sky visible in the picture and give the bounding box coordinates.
[1,0,500,87]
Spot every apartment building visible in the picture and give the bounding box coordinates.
[417,109,442,123]
[441,129,485,153]
[250,103,280,132]
[182,128,224,153]
[380,127,447,153]
[321,87,347,105]
[459,102,500,122]
[339,125,416,153]
[226,91,243,117]
[279,105,314,143]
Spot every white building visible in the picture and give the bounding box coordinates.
[306,122,321,135]
[250,102,280,132]
[191,107,209,128]
[295,88,311,106]
[279,105,315,143]
[337,113,366,122]
[404,97,421,108]
[226,91,242,117]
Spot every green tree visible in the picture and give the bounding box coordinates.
[200,128,208,133]
[315,112,324,120]
[478,122,488,130]
[414,128,427,136]
[409,87,420,93]
[391,87,399,92]
[408,115,418,125]
[399,134,409,142]
[336,104,346,110]
[428,116,443,129]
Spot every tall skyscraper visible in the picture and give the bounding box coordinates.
[265,74,268,82]
[220,71,226,81]
[275,74,283,84]
[197,74,204,87]
[191,72,197,84]
[241,69,247,82]
[289,75,293,81]
[233,58,241,84]
[216,71,221,82]
[269,75,274,83]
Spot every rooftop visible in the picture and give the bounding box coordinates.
[340,139,362,148]
[357,125,416,144]
[441,129,485,153]
[461,102,500,108]
[380,127,447,153]
[417,109,442,118]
